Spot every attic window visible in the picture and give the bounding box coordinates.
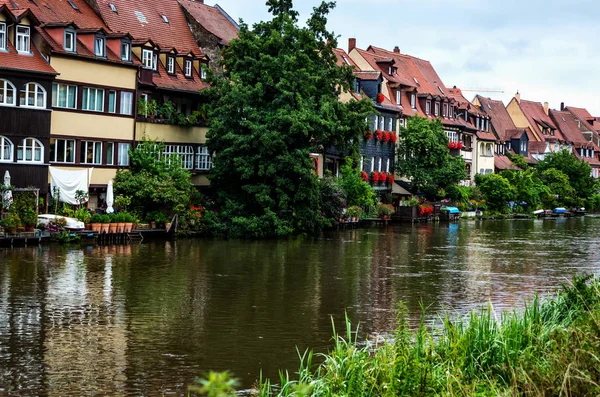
[413,77,419,85]
[341,56,350,66]
[438,86,445,95]
[487,103,492,109]
[161,15,169,23]
[68,1,79,11]
[109,3,117,12]
[134,10,147,24]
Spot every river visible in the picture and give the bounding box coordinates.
[1,218,600,395]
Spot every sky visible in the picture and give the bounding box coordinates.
[211,0,600,115]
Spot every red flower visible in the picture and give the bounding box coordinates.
[382,131,391,142]
[360,171,369,182]
[390,133,398,143]
[364,130,373,139]
[375,129,383,141]
[371,171,380,183]
[376,93,385,103]
[386,173,394,185]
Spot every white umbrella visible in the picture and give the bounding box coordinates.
[106,180,114,214]
[3,170,12,210]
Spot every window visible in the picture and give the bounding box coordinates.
[50,138,75,163]
[443,103,448,117]
[120,40,131,61]
[0,136,13,162]
[370,157,374,172]
[17,138,43,163]
[201,64,207,79]
[360,156,364,171]
[82,87,104,112]
[371,115,377,131]
[120,92,133,115]
[153,53,158,71]
[20,83,46,108]
[196,146,212,171]
[16,25,30,53]
[487,144,493,156]
[167,57,175,74]
[434,102,440,117]
[108,90,116,113]
[520,141,526,153]
[106,142,114,165]
[399,118,405,128]
[386,159,390,173]
[118,143,130,166]
[387,118,392,131]
[163,145,194,169]
[184,60,192,77]
[0,22,7,51]
[52,83,77,109]
[396,90,401,105]
[80,141,102,164]
[142,49,153,69]
[377,157,382,172]
[94,35,105,57]
[161,14,169,23]
[425,101,431,115]
[447,131,458,142]
[64,30,76,52]
[0,79,16,106]
[410,93,416,109]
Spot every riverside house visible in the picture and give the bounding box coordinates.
[0,5,58,198]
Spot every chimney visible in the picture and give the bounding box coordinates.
[393,46,400,54]
[348,38,356,53]
[543,102,549,115]
[515,91,520,103]
[560,102,565,111]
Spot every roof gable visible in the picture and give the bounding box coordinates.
[178,0,239,46]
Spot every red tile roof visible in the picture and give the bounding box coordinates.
[356,47,415,88]
[145,57,208,94]
[516,99,565,142]
[90,0,203,56]
[0,41,57,75]
[565,106,600,133]
[549,109,589,145]
[495,155,521,170]
[0,0,108,30]
[333,48,359,69]
[178,0,239,46]
[475,96,517,141]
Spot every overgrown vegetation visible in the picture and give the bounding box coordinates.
[193,276,600,396]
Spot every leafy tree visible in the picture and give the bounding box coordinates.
[507,153,528,170]
[396,117,466,197]
[474,173,515,211]
[538,168,576,208]
[501,169,548,209]
[114,139,196,216]
[339,158,376,208]
[203,0,372,237]
[536,150,597,205]
[319,174,347,227]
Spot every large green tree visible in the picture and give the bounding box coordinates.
[474,173,516,211]
[203,0,372,237]
[500,169,549,209]
[536,150,597,205]
[395,117,467,196]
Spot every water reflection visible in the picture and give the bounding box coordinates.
[1,219,600,395]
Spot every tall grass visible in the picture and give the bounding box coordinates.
[192,276,600,396]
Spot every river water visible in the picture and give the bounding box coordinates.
[1,218,600,395]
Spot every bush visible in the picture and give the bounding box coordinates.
[376,203,394,217]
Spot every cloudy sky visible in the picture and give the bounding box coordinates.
[211,0,600,115]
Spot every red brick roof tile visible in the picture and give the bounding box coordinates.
[475,96,517,141]
[495,155,521,171]
[0,41,57,75]
[516,99,565,143]
[0,0,109,29]
[549,109,589,145]
[178,0,238,46]
[144,56,208,94]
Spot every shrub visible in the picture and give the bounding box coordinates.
[376,203,394,217]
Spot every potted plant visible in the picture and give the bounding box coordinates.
[122,212,134,233]
[90,213,103,233]
[376,203,395,220]
[100,214,111,234]
[20,207,38,232]
[346,206,363,222]
[158,101,177,122]
[108,213,118,233]
[74,208,91,229]
[154,212,170,229]
[1,213,21,234]
[115,213,126,233]
[138,98,158,119]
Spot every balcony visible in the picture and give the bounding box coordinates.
[461,149,473,161]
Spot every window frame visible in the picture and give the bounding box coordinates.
[64,29,76,52]
[0,22,6,51]
[50,138,76,163]
[16,25,30,53]
[0,79,17,106]
[108,90,117,114]
[410,93,416,109]
[94,35,106,57]
[0,135,14,162]
[425,101,431,115]
[201,64,207,79]
[51,83,77,109]
[184,59,192,77]
[17,137,44,163]
[396,90,401,105]
[443,103,448,117]
[167,56,175,74]
[80,140,103,165]
[20,83,46,109]
[82,87,105,112]
[106,142,115,165]
[142,48,153,69]
[120,91,133,115]
[120,40,131,62]
[434,102,440,117]
[117,142,131,166]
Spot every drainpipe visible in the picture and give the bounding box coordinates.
[132,67,140,148]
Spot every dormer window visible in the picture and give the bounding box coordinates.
[410,93,416,109]
[94,35,105,57]
[64,29,76,52]
[0,23,6,51]
[434,102,440,117]
[396,90,401,105]
[167,56,175,74]
[201,64,207,79]
[142,48,153,69]
[425,101,431,115]
[16,25,30,53]
[184,60,192,77]
[120,40,131,62]
[388,66,392,75]
[443,103,448,117]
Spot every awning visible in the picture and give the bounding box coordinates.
[392,181,413,196]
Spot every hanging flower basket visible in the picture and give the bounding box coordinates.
[374,130,383,141]
[370,171,380,183]
[386,173,394,185]
[382,131,391,143]
[364,130,373,140]
[390,133,398,143]
[448,141,464,150]
[360,170,369,182]
[376,93,385,103]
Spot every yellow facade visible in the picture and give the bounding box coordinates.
[52,111,135,140]
[506,99,532,131]
[476,142,496,175]
[136,121,208,144]
[50,56,137,89]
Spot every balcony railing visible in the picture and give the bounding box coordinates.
[461,150,473,161]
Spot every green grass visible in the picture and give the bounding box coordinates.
[192,275,600,396]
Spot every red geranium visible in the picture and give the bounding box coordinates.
[375,129,383,141]
[418,204,434,216]
[364,130,373,139]
[371,171,380,183]
[382,131,391,142]
[386,173,394,185]
[390,133,398,143]
[360,170,369,182]
[376,93,385,103]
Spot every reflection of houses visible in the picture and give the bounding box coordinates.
[0,6,57,197]
[349,41,480,183]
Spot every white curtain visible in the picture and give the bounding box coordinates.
[49,167,93,205]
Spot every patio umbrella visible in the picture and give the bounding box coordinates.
[3,170,12,210]
[106,180,114,214]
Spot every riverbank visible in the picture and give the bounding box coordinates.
[200,276,600,396]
